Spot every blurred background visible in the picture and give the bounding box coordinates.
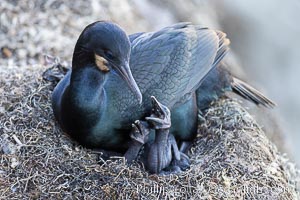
[1,0,299,164]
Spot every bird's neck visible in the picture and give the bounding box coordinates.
[68,66,106,119]
[154,129,169,143]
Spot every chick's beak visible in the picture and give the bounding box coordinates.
[115,61,142,104]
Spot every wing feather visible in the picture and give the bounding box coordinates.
[129,23,229,108]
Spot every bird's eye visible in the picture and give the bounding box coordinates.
[104,50,114,60]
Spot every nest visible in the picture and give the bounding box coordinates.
[1,0,299,199]
[0,64,299,199]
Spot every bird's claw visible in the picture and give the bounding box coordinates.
[129,120,150,145]
[146,96,171,129]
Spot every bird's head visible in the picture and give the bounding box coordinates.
[72,21,142,104]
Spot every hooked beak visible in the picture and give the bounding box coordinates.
[114,62,142,104]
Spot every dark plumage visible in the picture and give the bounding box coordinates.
[127,23,230,143]
[52,21,274,173]
[196,62,276,111]
[52,21,142,151]
[52,21,227,148]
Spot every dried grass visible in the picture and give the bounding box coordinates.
[0,64,299,199]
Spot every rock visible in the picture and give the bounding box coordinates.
[1,47,13,58]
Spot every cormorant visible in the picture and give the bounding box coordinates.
[52,21,274,174]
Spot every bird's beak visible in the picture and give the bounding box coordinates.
[115,62,142,104]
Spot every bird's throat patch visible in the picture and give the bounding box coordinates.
[95,54,110,72]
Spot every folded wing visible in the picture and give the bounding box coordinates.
[129,22,230,108]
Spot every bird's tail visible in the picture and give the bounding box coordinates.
[231,77,276,108]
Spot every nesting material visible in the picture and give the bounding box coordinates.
[0,65,299,199]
